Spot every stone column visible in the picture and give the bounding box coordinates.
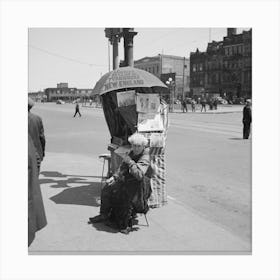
[112,35,120,70]
[123,28,138,67]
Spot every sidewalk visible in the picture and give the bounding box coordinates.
[172,105,243,114]
[29,152,251,254]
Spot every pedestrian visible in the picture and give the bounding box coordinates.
[28,134,47,247]
[73,102,82,117]
[89,133,153,234]
[209,99,213,110]
[201,98,207,112]
[191,99,196,112]
[181,99,187,113]
[213,99,218,110]
[28,98,46,172]
[242,99,252,139]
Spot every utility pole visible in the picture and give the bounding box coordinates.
[182,56,185,100]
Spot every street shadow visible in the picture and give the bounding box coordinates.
[88,221,119,234]
[41,171,101,179]
[88,219,140,234]
[40,171,67,178]
[229,137,244,140]
[50,183,102,207]
[39,171,102,188]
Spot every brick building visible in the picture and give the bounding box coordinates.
[134,54,190,101]
[190,28,252,100]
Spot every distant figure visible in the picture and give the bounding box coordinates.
[191,99,196,112]
[209,99,214,110]
[201,99,207,112]
[28,98,46,172]
[242,100,252,139]
[73,102,81,117]
[181,99,187,113]
[213,99,218,110]
[28,134,47,247]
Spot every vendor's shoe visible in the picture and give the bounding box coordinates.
[88,214,108,224]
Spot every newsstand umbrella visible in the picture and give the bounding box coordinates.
[92,66,168,95]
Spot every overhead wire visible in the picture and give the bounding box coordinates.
[29,45,107,68]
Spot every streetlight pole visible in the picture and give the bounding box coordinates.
[182,56,185,100]
[166,77,175,112]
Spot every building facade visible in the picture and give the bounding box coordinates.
[190,28,252,100]
[44,85,77,102]
[29,84,94,102]
[134,54,190,101]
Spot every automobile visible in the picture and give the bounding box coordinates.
[232,97,245,105]
[56,99,65,104]
[215,97,228,104]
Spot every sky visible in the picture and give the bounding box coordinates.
[28,28,250,92]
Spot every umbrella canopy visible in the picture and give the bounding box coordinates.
[93,66,168,95]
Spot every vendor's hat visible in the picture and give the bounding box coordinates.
[28,97,35,108]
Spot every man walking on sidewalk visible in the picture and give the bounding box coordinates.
[73,102,82,117]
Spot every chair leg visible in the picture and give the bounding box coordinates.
[101,159,105,183]
[144,214,149,227]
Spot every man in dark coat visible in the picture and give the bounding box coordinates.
[201,98,207,112]
[73,102,82,117]
[243,100,252,139]
[28,98,46,171]
[181,99,187,113]
[28,135,47,246]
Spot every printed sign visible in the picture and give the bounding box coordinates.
[102,70,145,92]
[116,90,136,107]
[137,113,164,132]
[136,93,160,113]
[150,133,165,147]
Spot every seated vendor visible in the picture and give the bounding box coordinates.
[89,132,152,234]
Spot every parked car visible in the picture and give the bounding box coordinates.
[72,98,81,104]
[215,97,228,104]
[232,97,245,105]
[56,99,65,104]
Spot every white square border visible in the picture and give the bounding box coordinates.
[1,0,279,280]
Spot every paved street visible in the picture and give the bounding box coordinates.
[29,102,251,253]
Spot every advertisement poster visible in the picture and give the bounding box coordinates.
[137,112,164,132]
[117,90,136,107]
[136,93,160,113]
[150,133,165,147]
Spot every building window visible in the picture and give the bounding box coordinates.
[225,48,228,56]
[199,63,203,71]
[238,45,242,54]
[193,65,196,72]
